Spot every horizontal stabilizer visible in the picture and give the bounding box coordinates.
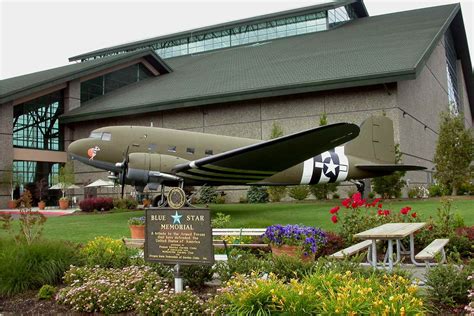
[356,164,426,172]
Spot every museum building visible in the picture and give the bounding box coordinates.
[0,0,472,206]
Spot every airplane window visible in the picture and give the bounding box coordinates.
[148,144,157,153]
[89,132,102,139]
[186,147,195,154]
[205,149,213,156]
[168,145,176,153]
[102,133,112,141]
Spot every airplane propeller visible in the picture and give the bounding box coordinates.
[115,146,130,198]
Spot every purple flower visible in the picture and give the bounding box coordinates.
[262,224,327,254]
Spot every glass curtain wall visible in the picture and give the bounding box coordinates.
[13,90,64,151]
[13,160,60,203]
[445,30,460,114]
[81,63,153,103]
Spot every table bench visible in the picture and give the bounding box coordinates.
[415,238,449,267]
[329,240,374,259]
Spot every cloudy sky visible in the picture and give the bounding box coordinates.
[1,0,472,79]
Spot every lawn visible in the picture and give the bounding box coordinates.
[0,197,472,243]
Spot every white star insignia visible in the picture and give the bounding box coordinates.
[171,211,182,224]
[324,158,338,176]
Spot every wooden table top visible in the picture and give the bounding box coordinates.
[354,222,426,239]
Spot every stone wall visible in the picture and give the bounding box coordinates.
[0,102,13,207]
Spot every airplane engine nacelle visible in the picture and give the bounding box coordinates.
[126,153,189,184]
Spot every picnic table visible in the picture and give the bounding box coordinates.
[354,222,427,270]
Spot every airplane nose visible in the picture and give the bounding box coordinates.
[68,139,88,159]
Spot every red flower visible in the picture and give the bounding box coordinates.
[411,212,417,218]
[330,206,340,214]
[351,201,358,208]
[342,198,351,208]
[331,215,338,223]
[377,210,384,216]
[383,210,390,216]
[352,192,362,202]
[358,199,366,207]
[378,203,383,209]
[373,198,382,204]
[400,207,409,215]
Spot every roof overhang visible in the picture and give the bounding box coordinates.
[61,70,414,124]
[0,49,172,105]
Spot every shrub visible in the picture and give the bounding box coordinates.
[214,253,270,282]
[80,236,136,268]
[333,192,340,199]
[180,265,213,288]
[268,254,316,280]
[288,185,309,200]
[458,181,474,195]
[137,286,205,315]
[215,195,226,204]
[428,183,450,197]
[198,186,218,204]
[113,197,138,210]
[79,197,114,212]
[211,212,231,228]
[58,265,166,314]
[247,186,269,203]
[315,231,345,257]
[267,186,287,202]
[372,144,406,198]
[368,192,375,199]
[37,284,56,300]
[465,273,474,314]
[408,186,428,198]
[0,239,80,296]
[209,270,425,315]
[425,264,471,309]
[309,183,338,200]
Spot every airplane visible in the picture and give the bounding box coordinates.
[68,116,425,205]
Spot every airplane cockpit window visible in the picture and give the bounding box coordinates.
[205,149,213,156]
[89,132,102,139]
[168,145,177,153]
[102,133,112,141]
[186,147,195,154]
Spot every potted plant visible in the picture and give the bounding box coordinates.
[128,216,145,239]
[262,224,327,262]
[54,162,75,210]
[36,178,47,210]
[1,164,22,209]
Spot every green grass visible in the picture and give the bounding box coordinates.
[0,198,472,243]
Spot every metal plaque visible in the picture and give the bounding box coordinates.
[144,208,214,265]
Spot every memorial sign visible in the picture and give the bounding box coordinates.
[144,208,214,265]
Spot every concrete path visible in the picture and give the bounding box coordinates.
[0,207,77,218]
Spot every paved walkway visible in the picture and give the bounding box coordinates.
[0,207,77,217]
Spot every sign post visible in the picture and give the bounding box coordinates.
[144,207,214,292]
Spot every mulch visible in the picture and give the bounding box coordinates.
[0,290,70,315]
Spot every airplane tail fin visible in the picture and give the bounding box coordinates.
[345,116,395,164]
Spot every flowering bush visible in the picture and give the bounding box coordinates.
[58,265,166,314]
[128,216,145,226]
[329,192,418,245]
[208,270,425,315]
[79,197,114,212]
[262,224,327,254]
[465,273,474,314]
[80,236,135,268]
[136,285,205,315]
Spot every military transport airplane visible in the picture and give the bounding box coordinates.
[68,116,425,201]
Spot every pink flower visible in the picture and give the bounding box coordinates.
[330,206,340,214]
[331,215,338,223]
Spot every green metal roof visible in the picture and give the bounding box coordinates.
[62,4,473,123]
[69,0,368,62]
[0,50,172,104]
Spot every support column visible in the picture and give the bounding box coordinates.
[0,102,14,207]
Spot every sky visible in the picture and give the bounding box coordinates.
[1,0,473,79]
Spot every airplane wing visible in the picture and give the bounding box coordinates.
[356,164,426,173]
[173,123,359,183]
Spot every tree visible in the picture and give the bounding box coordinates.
[433,112,474,195]
[309,113,338,199]
[267,122,287,202]
[54,162,75,198]
[372,144,406,198]
[1,164,22,200]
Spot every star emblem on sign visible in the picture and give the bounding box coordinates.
[171,211,182,224]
